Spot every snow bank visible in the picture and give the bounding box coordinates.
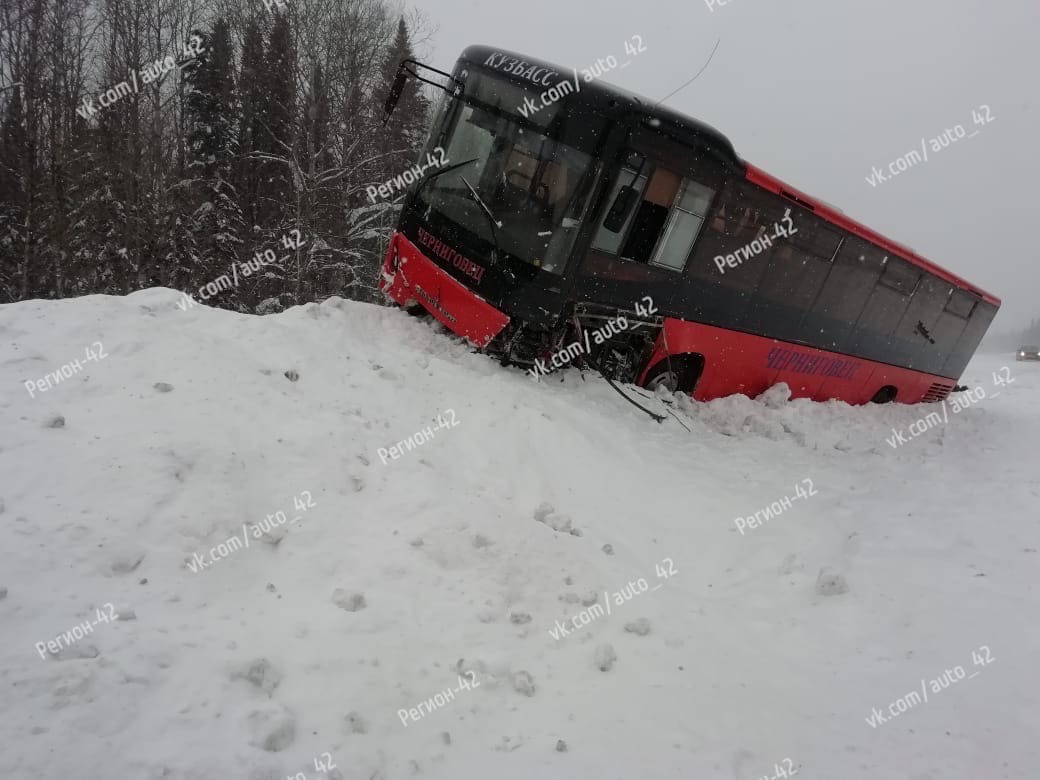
[1,289,1037,779]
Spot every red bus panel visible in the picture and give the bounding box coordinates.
[642,318,956,405]
[380,232,511,348]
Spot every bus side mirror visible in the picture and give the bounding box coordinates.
[603,185,638,232]
[383,59,464,125]
[383,69,408,123]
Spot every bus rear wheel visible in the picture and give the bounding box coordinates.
[643,356,703,394]
[870,385,898,404]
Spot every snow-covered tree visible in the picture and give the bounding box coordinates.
[182,20,244,303]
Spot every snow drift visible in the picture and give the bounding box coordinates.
[1,289,1038,779]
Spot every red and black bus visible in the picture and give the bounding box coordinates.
[379,46,999,405]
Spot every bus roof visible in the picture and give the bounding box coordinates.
[460,45,1001,307]
[460,45,740,162]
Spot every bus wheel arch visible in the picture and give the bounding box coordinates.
[870,385,898,404]
[643,354,705,394]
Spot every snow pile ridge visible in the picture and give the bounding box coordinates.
[0,291,1037,779]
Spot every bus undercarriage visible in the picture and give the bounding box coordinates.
[488,302,665,385]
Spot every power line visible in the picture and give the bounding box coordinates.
[654,39,721,107]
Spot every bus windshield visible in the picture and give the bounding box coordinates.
[416,69,601,275]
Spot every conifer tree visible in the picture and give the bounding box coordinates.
[65,117,122,295]
[182,21,244,301]
[254,10,295,229]
[236,18,265,233]
[376,19,430,177]
[0,86,28,301]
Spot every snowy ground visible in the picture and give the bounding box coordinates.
[1,289,1037,780]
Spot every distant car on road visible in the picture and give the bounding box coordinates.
[1016,345,1040,361]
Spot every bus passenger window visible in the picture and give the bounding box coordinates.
[620,168,681,263]
[650,179,714,271]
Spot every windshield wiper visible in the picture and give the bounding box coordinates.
[459,175,508,275]
[459,175,502,229]
[412,156,478,203]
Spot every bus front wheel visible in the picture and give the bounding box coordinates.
[643,355,703,395]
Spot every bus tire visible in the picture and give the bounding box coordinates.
[870,385,898,404]
[643,355,704,394]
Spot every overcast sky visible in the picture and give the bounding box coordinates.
[408,0,1039,332]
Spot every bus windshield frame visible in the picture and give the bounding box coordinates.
[412,64,606,278]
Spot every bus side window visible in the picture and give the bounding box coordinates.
[805,237,885,348]
[590,147,718,272]
[686,179,780,292]
[620,168,681,263]
[591,164,649,255]
[649,178,714,271]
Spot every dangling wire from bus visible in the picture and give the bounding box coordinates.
[571,315,667,424]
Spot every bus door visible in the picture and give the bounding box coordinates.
[574,128,727,318]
